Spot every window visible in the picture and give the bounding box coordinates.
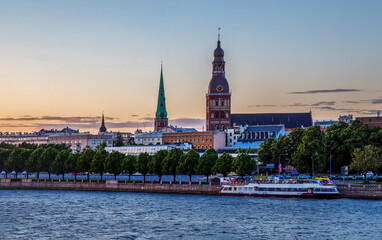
[215,100,219,106]
[221,100,224,106]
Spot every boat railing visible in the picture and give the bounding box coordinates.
[226,179,323,185]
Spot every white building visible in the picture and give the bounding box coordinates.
[105,143,192,155]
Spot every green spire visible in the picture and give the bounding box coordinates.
[155,64,167,119]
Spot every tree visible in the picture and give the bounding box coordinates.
[258,138,276,166]
[38,147,58,180]
[232,153,256,178]
[350,145,382,183]
[148,150,168,181]
[90,149,109,181]
[136,152,151,182]
[6,148,32,179]
[0,148,12,178]
[121,155,136,181]
[292,126,326,177]
[162,148,183,182]
[197,148,218,182]
[50,150,70,180]
[177,149,199,181]
[77,148,95,181]
[25,148,43,179]
[235,148,244,154]
[246,147,255,154]
[213,152,233,177]
[104,151,124,180]
[64,152,80,181]
[114,134,124,147]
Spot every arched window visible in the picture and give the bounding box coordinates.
[211,113,214,119]
[221,100,224,106]
[215,100,219,106]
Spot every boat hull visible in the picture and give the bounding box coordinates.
[219,192,341,199]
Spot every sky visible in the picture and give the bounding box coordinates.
[0,0,381,133]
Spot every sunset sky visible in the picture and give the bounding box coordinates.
[0,0,381,133]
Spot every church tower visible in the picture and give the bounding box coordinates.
[206,30,231,131]
[154,64,168,131]
[99,112,107,133]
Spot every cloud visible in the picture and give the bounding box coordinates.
[0,116,114,123]
[130,114,139,117]
[248,104,277,107]
[289,89,362,94]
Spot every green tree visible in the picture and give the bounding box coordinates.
[50,150,70,180]
[288,127,305,154]
[350,145,382,183]
[258,138,276,166]
[104,151,124,180]
[25,148,44,179]
[148,150,168,181]
[114,135,124,147]
[197,148,218,182]
[246,147,255,154]
[6,148,32,179]
[177,149,199,181]
[235,148,244,154]
[0,148,12,178]
[38,147,58,180]
[90,149,109,181]
[136,152,151,182]
[292,126,326,177]
[162,148,183,182]
[77,148,95,181]
[213,152,233,177]
[232,153,256,178]
[121,155,136,181]
[64,152,80,181]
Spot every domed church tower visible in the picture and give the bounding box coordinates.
[206,29,231,131]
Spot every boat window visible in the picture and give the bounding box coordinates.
[228,187,232,191]
[238,187,242,191]
[244,187,247,191]
[234,187,237,191]
[249,187,253,191]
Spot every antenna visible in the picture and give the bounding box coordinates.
[218,27,221,41]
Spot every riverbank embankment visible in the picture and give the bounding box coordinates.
[0,179,221,195]
[1,179,382,199]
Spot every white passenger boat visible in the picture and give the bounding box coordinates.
[220,178,340,198]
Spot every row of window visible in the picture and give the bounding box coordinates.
[211,112,229,119]
[164,138,212,144]
[226,187,336,193]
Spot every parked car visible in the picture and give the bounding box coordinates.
[329,175,337,180]
[11,171,16,176]
[22,171,28,176]
[337,176,345,180]
[1,170,6,175]
[297,175,310,179]
[355,175,365,181]
[345,176,354,180]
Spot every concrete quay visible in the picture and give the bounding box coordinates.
[0,179,221,195]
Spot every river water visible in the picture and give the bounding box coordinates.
[0,190,381,239]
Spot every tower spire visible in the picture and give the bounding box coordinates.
[218,27,221,41]
[99,111,107,133]
[154,63,168,131]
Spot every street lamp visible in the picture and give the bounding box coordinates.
[311,156,314,179]
[278,153,288,174]
[329,148,334,176]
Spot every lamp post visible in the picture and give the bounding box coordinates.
[311,156,314,179]
[278,153,288,174]
[329,148,333,176]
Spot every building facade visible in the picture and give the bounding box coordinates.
[105,143,192,156]
[154,64,168,131]
[49,133,113,152]
[356,114,382,128]
[134,131,164,145]
[206,33,231,131]
[162,131,226,151]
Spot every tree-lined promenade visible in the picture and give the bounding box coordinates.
[258,121,382,178]
[0,142,256,182]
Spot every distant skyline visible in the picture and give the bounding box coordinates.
[1,0,382,133]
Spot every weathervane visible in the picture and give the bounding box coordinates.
[218,27,221,41]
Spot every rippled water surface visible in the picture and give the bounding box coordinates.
[0,190,381,239]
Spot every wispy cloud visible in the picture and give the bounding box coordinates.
[248,104,277,108]
[289,89,362,94]
[0,116,114,123]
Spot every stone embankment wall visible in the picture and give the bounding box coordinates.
[336,184,382,200]
[0,179,221,195]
